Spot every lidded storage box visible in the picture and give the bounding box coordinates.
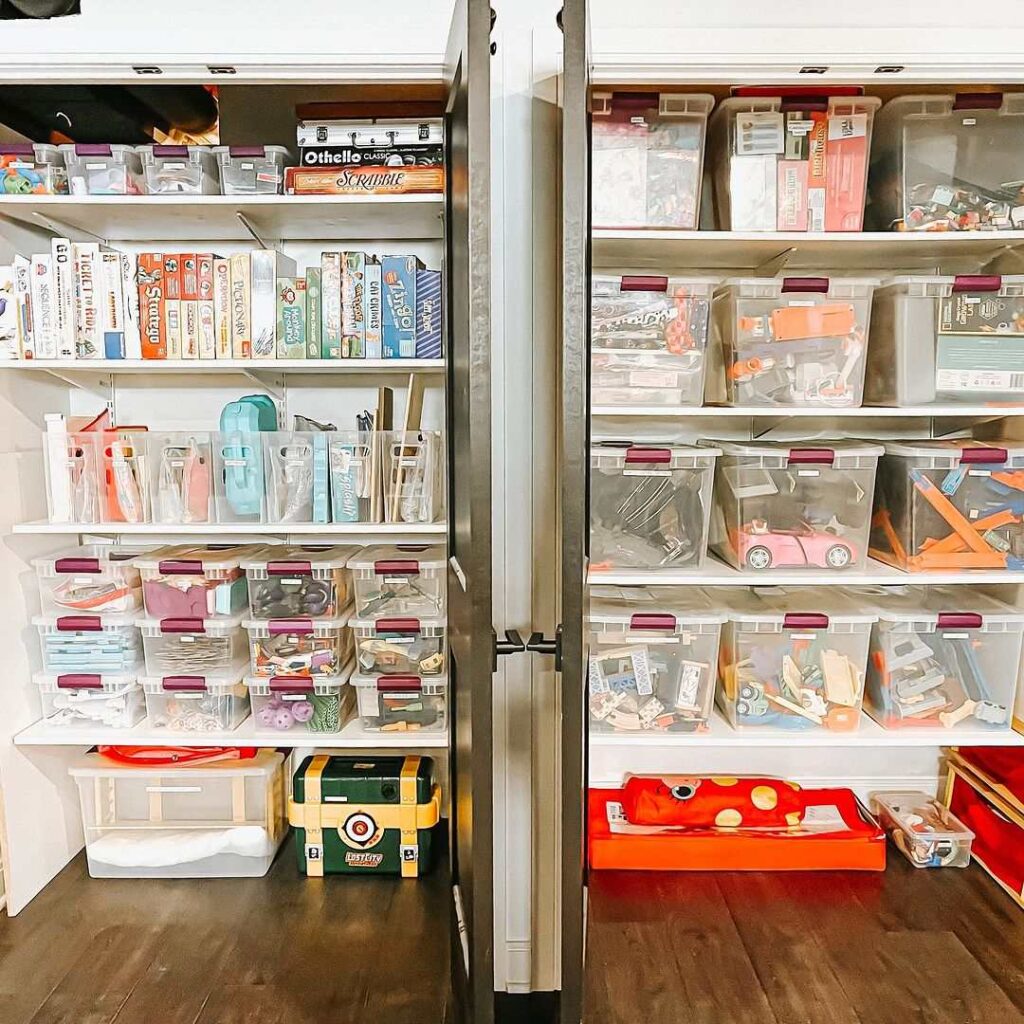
[34,546,142,616]
[34,671,144,729]
[139,615,247,679]
[138,144,219,194]
[242,544,356,619]
[0,142,67,194]
[352,671,448,733]
[243,616,352,677]
[60,143,143,195]
[34,613,141,674]
[349,545,447,619]
[214,145,291,194]
[248,667,354,735]
[141,667,250,733]
[870,791,974,868]
[351,616,446,676]
[135,545,258,619]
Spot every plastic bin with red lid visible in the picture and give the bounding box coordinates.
[348,544,447,618]
[135,545,261,620]
[34,671,144,729]
[243,616,352,678]
[59,143,143,195]
[34,545,143,616]
[33,612,141,674]
[242,544,357,619]
[350,615,446,676]
[139,144,219,195]
[352,671,448,732]
[0,142,67,194]
[248,665,355,734]
[141,667,250,733]
[138,615,247,679]
[213,145,291,195]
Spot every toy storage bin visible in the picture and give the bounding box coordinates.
[351,616,447,676]
[34,546,142,616]
[214,145,291,195]
[863,588,1023,732]
[590,444,719,572]
[139,144,219,194]
[33,613,142,674]
[587,587,724,734]
[590,274,719,408]
[59,143,143,195]
[869,440,1024,572]
[870,791,974,868]
[135,545,259,620]
[68,750,287,878]
[718,591,875,731]
[213,429,268,524]
[262,432,326,524]
[139,615,247,680]
[591,91,714,230]
[708,440,882,572]
[708,95,880,231]
[328,432,375,523]
[34,672,144,729]
[711,276,878,408]
[349,545,447,618]
[141,668,249,733]
[352,671,448,732]
[867,93,1024,232]
[243,544,356,619]
[248,666,355,735]
[44,428,103,525]
[243,616,352,677]
[382,430,445,525]
[148,432,215,524]
[866,275,1024,406]
[0,142,67,194]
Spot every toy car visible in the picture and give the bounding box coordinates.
[735,520,857,570]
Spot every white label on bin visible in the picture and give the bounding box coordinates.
[11,160,31,168]
[797,469,820,477]
[937,369,1024,393]
[240,162,255,170]
[85,163,106,170]
[623,469,670,478]
[942,632,969,640]
[968,470,992,477]
[962,118,977,126]
[735,112,784,155]
[787,300,815,307]
[282,694,305,701]
[174,692,203,700]
[179,635,196,644]
[163,162,186,169]
[791,633,816,640]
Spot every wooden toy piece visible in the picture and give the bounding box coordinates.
[909,469,996,555]
[781,655,803,698]
[870,508,908,565]
[940,699,977,729]
[821,648,861,707]
[767,692,823,724]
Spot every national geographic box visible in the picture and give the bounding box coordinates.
[289,754,440,877]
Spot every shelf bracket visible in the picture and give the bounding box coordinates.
[40,367,113,402]
[240,368,285,401]
[753,246,796,278]
[235,212,273,250]
[981,244,1024,275]
[27,211,108,247]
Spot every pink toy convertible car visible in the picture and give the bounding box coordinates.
[733,520,856,570]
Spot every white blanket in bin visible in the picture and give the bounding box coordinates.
[88,826,273,868]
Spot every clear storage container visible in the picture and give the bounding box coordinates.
[708,94,880,231]
[148,432,215,524]
[69,749,287,878]
[719,591,875,731]
[709,440,882,572]
[328,432,375,523]
[33,613,141,674]
[870,791,975,867]
[135,545,259,619]
[870,439,1024,572]
[351,616,446,676]
[139,144,219,194]
[34,671,144,729]
[591,91,714,230]
[59,143,143,195]
[863,588,1023,731]
[34,546,142,616]
[866,275,1024,406]
[352,671,448,732]
[139,615,247,679]
[243,616,352,677]
[44,429,103,525]
[382,430,445,525]
[711,276,878,407]
[591,274,719,407]
[97,429,151,524]
[262,432,326,524]
[867,93,1024,232]
[0,142,67,194]
[213,429,268,524]
[590,444,719,572]
[587,587,724,733]
[248,667,355,734]
[141,668,249,733]
[242,544,356,619]
[214,145,291,195]
[349,545,447,618]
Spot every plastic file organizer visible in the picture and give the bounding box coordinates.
[382,430,445,524]
[708,440,882,572]
[866,275,1024,406]
[69,750,287,878]
[869,791,975,868]
[867,93,1024,232]
[213,146,292,195]
[59,143,143,195]
[863,588,1023,731]
[587,588,724,734]
[242,545,356,619]
[352,671,448,732]
[34,613,142,674]
[135,545,259,619]
[34,547,142,616]
[139,615,247,679]
[34,672,145,729]
[0,142,67,194]
[349,545,447,619]
[590,92,713,230]
[138,145,220,195]
[351,616,447,676]
[718,591,875,731]
[248,666,355,734]
[141,667,250,733]
[243,617,352,677]
[590,445,719,572]
[591,274,719,408]
[710,276,878,407]
[148,432,215,525]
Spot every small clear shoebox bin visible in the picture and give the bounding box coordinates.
[242,544,356,619]
[243,616,352,678]
[867,93,1024,232]
[866,275,1024,406]
[213,430,268,525]
[147,432,215,524]
[139,615,247,679]
[214,145,291,195]
[34,672,144,729]
[590,444,719,572]
[382,430,445,525]
[59,143,143,195]
[870,791,975,868]
[139,144,220,194]
[591,274,719,408]
[711,276,878,407]
[349,545,447,619]
[708,94,880,232]
[351,616,447,676]
[352,671,448,733]
[869,439,1024,572]
[863,588,1024,732]
[248,665,355,735]
[135,545,259,620]
[141,666,249,733]
[69,750,287,878]
[34,546,142,616]
[0,142,67,194]
[718,590,875,731]
[587,587,724,734]
[708,440,882,573]
[34,613,141,674]
[591,91,714,230]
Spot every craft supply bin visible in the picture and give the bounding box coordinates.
[863,588,1023,731]
[0,142,67,194]
[708,440,882,572]
[213,430,269,524]
[870,791,974,868]
[96,430,151,523]
[327,432,375,523]
[867,93,1024,232]
[248,667,354,734]
[382,430,445,525]
[141,668,250,733]
[351,616,447,676]
[587,588,724,734]
[243,616,352,677]
[68,750,287,878]
[349,545,447,619]
[711,276,878,408]
[135,545,258,620]
[866,275,1024,406]
[243,544,356,619]
[591,91,713,230]
[590,444,719,572]
[34,546,142,616]
[591,274,718,407]
[213,145,291,194]
[139,615,247,679]
[34,672,144,729]
[352,671,448,732]
[138,144,220,195]
[148,432,215,524]
[59,143,143,195]
[34,613,142,674]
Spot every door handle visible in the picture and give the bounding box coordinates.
[526,625,562,672]
[492,628,525,671]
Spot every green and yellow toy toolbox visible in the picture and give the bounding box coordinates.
[288,753,441,877]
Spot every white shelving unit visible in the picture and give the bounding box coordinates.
[12,520,446,537]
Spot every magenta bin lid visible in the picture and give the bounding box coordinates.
[269,674,314,692]
[952,275,1001,293]
[161,675,207,691]
[160,618,206,634]
[960,447,1007,464]
[374,617,421,635]
[73,144,113,156]
[953,92,1003,110]
[375,559,420,575]
[56,674,102,689]
[152,144,189,156]
[783,613,830,629]
[54,557,101,574]
[267,561,313,576]
[0,143,36,156]
[376,674,423,692]
[269,618,314,635]
[781,277,829,293]
[788,448,835,465]
[937,612,984,629]
[158,559,205,575]
[629,613,677,630]
[779,96,829,111]
[620,275,668,293]
[229,145,269,157]
[625,447,671,465]
[56,615,103,632]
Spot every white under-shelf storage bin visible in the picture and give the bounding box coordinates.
[352,671,448,733]
[34,546,143,616]
[139,615,247,679]
[69,750,287,878]
[141,667,250,733]
[349,545,447,619]
[59,143,143,195]
[351,615,447,676]
[243,616,352,677]
[248,666,355,735]
[0,142,67,194]
[138,144,220,194]
[34,613,142,674]
[34,672,144,729]
[213,145,291,194]
[135,545,258,620]
[242,544,356,619]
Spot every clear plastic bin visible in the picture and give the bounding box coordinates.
[870,440,1024,572]
[591,92,713,230]
[352,671,448,732]
[214,145,291,195]
[248,667,355,734]
[709,440,882,572]
[141,668,249,733]
[263,432,324,524]
[719,591,875,730]
[866,275,1024,406]
[711,276,878,407]
[97,430,151,524]
[45,429,103,525]
[139,144,219,194]
[59,143,143,195]
[587,587,724,733]
[139,615,247,679]
[709,95,880,231]
[382,430,445,525]
[870,791,975,867]
[867,93,1024,232]
[148,432,215,524]
[590,445,719,572]
[351,616,446,676]
[34,671,144,729]
[34,613,141,674]
[135,545,259,620]
[328,432,375,523]
[34,546,142,616]
[213,429,268,525]
[243,616,352,677]
[68,750,287,878]
[242,544,356,619]
[0,142,67,194]
[349,545,447,618]
[591,274,718,407]
[863,588,1023,731]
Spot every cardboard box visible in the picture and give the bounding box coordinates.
[162,253,183,359]
[136,252,165,360]
[285,165,445,196]
[381,255,421,358]
[341,251,366,358]
[276,277,307,359]
[305,267,322,360]
[98,251,125,359]
[72,242,101,360]
[229,252,251,358]
[196,254,216,360]
[299,145,443,168]
[807,110,828,232]
[29,254,54,359]
[14,255,33,359]
[824,113,868,232]
[321,252,342,359]
[120,252,142,359]
[179,253,199,359]
[51,237,76,360]
[213,257,232,359]
[414,268,442,359]
[251,249,296,360]
[364,261,382,359]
